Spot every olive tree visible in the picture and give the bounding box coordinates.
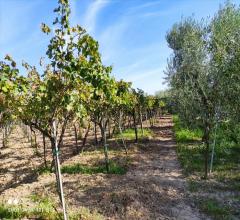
[165,18,217,179]
[166,2,240,178]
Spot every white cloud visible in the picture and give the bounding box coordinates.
[117,61,143,74]
[117,65,168,94]
[127,1,162,15]
[83,0,109,34]
[96,6,170,93]
[98,18,129,64]
[124,67,164,82]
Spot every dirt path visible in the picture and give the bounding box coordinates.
[0,116,207,219]
[121,116,206,219]
[63,116,207,219]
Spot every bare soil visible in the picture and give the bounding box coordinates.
[0,116,207,219]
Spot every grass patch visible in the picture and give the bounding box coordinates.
[0,204,104,220]
[61,161,127,175]
[81,148,125,156]
[0,194,104,219]
[199,198,232,220]
[175,128,202,142]
[0,195,57,220]
[37,159,127,176]
[36,165,52,175]
[177,141,240,185]
[174,115,240,219]
[115,128,153,140]
[173,115,202,142]
[0,204,26,219]
[188,179,201,192]
[177,143,205,175]
[174,115,240,178]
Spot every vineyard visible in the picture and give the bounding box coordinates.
[0,0,240,219]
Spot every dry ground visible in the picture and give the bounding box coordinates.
[0,116,208,219]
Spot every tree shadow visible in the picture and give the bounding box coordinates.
[0,159,39,194]
[62,170,187,219]
[1,116,196,219]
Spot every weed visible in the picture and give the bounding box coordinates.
[115,128,153,140]
[173,115,202,142]
[199,198,232,220]
[61,161,127,175]
[0,203,104,220]
[188,179,200,192]
[177,143,205,175]
[36,165,52,175]
[175,129,202,142]
[0,204,26,219]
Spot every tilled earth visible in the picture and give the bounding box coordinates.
[0,116,207,219]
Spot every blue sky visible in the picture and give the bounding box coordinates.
[1,0,240,94]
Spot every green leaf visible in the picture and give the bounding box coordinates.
[2,86,8,92]
[39,85,46,92]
